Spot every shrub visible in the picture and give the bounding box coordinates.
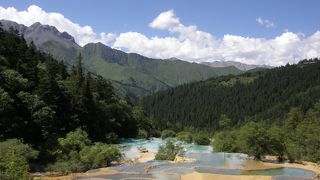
[237,122,271,160]
[48,159,86,174]
[161,129,176,139]
[176,132,192,143]
[105,132,118,143]
[193,133,210,145]
[80,143,122,168]
[137,129,149,139]
[155,140,183,161]
[50,129,122,173]
[57,128,91,155]
[213,131,238,152]
[0,139,38,180]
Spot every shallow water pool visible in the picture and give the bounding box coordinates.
[194,166,316,177]
[104,138,317,179]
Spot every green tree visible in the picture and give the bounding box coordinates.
[213,131,238,152]
[238,122,270,160]
[161,129,176,139]
[0,139,38,180]
[283,107,304,162]
[268,126,286,161]
[56,128,91,155]
[176,131,192,143]
[0,150,29,180]
[193,133,211,145]
[284,107,304,130]
[155,140,183,161]
[218,114,232,130]
[80,143,122,168]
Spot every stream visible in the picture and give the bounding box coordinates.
[81,138,316,180]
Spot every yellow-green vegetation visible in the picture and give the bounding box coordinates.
[0,139,38,180]
[161,129,176,139]
[155,140,183,161]
[193,133,211,145]
[213,102,320,162]
[48,129,122,174]
[220,75,258,87]
[176,132,193,143]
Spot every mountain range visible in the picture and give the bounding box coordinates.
[201,61,272,71]
[0,20,269,99]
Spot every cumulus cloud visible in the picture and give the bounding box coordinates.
[0,5,115,45]
[149,9,180,30]
[114,10,320,66]
[115,10,218,61]
[256,17,275,28]
[1,6,320,66]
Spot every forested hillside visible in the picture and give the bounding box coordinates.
[143,59,320,130]
[0,27,142,143]
[0,27,156,177]
[0,20,243,100]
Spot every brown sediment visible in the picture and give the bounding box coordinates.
[181,158,320,180]
[137,152,156,163]
[181,172,272,180]
[242,160,282,170]
[32,168,119,180]
[262,161,320,176]
[144,164,157,173]
[32,155,320,180]
[172,155,197,163]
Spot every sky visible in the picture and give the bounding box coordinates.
[0,0,320,66]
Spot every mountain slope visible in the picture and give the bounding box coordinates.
[201,61,272,71]
[0,20,243,98]
[143,59,320,129]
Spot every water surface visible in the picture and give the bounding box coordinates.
[94,138,317,180]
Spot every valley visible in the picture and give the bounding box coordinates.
[0,2,320,180]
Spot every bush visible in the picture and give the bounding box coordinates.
[213,131,238,152]
[155,140,183,161]
[176,132,192,143]
[80,143,122,168]
[48,159,86,174]
[238,122,271,160]
[0,150,29,180]
[161,129,176,139]
[57,128,91,155]
[50,129,122,173]
[0,139,38,180]
[137,129,149,139]
[105,132,118,144]
[193,133,210,145]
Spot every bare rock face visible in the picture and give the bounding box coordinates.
[0,20,78,47]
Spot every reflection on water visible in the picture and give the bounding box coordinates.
[81,173,180,180]
[95,138,317,179]
[184,152,248,168]
[194,166,316,177]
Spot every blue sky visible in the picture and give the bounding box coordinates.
[1,0,320,65]
[2,0,319,38]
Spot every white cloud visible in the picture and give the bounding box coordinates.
[1,6,320,66]
[114,10,320,66]
[115,10,218,61]
[256,17,275,28]
[149,9,180,30]
[0,5,115,46]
